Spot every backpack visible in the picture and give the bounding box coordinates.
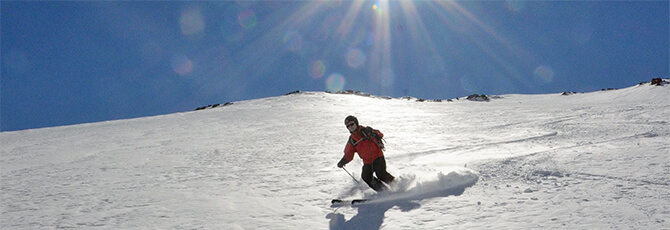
[349,126,385,151]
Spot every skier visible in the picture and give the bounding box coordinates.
[337,115,395,191]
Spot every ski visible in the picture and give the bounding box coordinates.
[331,199,369,206]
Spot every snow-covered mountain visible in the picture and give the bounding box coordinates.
[2,81,668,229]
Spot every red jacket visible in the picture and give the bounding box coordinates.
[342,126,384,165]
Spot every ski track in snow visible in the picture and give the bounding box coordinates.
[1,82,669,229]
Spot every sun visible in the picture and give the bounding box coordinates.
[236,0,515,95]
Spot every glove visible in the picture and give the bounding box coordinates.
[337,158,347,168]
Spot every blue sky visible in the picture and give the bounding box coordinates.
[2,1,668,132]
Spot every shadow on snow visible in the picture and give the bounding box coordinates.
[326,171,478,230]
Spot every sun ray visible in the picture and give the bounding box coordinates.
[282,1,328,25]
[336,0,366,40]
[434,1,511,50]
[396,0,447,69]
[215,1,537,96]
[427,1,534,90]
[367,0,394,93]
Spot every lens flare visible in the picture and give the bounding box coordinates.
[326,73,346,92]
[172,54,194,76]
[180,7,205,36]
[372,2,383,15]
[238,9,257,29]
[283,31,304,52]
[346,48,366,69]
[310,60,326,79]
[534,65,555,84]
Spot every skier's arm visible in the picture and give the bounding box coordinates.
[338,142,356,167]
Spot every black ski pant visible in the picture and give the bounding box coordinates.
[361,156,395,191]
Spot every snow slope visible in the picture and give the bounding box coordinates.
[2,81,669,229]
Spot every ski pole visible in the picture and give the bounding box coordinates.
[342,167,359,183]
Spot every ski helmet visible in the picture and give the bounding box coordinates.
[344,115,358,127]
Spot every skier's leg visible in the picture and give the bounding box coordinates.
[372,156,395,183]
[362,163,386,191]
[370,178,386,191]
[361,164,373,186]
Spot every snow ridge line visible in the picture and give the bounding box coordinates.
[488,113,586,130]
[392,131,558,160]
[571,172,669,187]
[505,129,662,161]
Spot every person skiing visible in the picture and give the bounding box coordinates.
[337,115,395,191]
